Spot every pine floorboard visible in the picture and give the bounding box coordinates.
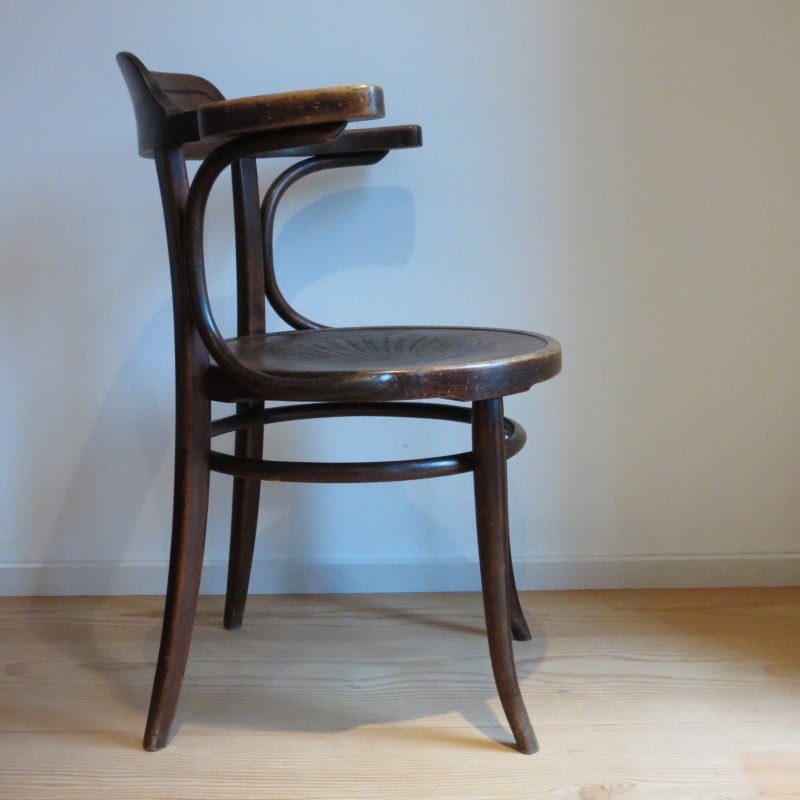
[0,588,798,799]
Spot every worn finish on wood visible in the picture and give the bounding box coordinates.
[117,52,385,159]
[197,84,385,139]
[218,327,560,402]
[117,52,562,753]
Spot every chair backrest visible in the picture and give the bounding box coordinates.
[116,51,225,157]
[117,52,250,372]
[117,53,415,396]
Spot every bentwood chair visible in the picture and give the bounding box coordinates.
[117,51,561,754]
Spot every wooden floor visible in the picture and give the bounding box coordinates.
[0,588,798,799]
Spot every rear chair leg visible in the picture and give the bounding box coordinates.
[500,414,531,640]
[472,398,538,754]
[224,405,264,630]
[507,532,531,641]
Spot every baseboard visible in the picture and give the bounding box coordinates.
[0,553,797,596]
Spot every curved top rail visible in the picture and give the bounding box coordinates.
[117,52,225,157]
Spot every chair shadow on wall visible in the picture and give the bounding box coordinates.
[25,182,547,748]
[44,182,419,591]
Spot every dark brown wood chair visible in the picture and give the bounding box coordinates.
[117,52,561,754]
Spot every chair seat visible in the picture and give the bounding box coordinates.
[213,326,561,402]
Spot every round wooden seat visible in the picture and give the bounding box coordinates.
[221,326,561,401]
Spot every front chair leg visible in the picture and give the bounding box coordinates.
[143,392,211,752]
[472,398,538,754]
[224,404,264,630]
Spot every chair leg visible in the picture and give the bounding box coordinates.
[506,526,532,642]
[472,398,538,754]
[224,406,264,630]
[143,392,211,752]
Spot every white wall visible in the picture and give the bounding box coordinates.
[1,1,798,595]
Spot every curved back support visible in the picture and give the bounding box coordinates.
[183,133,398,399]
[261,152,388,331]
[118,53,266,392]
[117,53,415,396]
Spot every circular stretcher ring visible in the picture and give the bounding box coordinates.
[209,401,526,483]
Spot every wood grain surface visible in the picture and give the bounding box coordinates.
[223,327,562,401]
[1,588,798,799]
[197,84,384,139]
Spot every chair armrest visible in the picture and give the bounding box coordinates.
[196,84,384,139]
[252,125,422,158]
[184,123,422,161]
[182,86,420,160]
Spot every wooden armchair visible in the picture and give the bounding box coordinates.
[117,52,561,754]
